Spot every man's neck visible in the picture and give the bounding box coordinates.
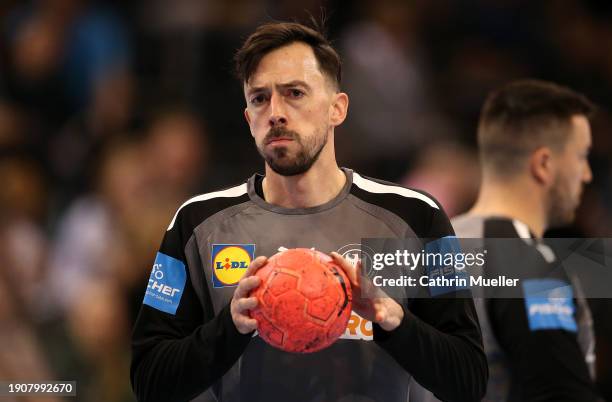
[469,178,547,238]
[262,159,346,209]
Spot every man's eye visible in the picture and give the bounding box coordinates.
[289,89,304,98]
[251,95,266,105]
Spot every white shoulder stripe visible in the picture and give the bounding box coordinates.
[513,219,556,263]
[167,183,248,231]
[352,172,439,209]
[512,219,532,240]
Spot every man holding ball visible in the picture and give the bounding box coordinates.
[131,21,487,402]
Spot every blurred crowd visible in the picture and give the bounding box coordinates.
[1,0,611,401]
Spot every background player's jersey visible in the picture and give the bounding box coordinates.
[451,215,599,402]
[130,169,487,402]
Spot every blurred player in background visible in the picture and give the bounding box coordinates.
[130,20,487,402]
[451,80,603,401]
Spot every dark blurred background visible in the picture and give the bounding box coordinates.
[0,0,611,401]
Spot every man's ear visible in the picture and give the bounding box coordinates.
[530,147,555,186]
[244,108,255,138]
[330,92,349,127]
[244,108,251,125]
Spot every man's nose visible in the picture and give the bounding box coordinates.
[269,93,287,127]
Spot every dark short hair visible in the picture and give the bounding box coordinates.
[234,21,341,90]
[478,79,595,175]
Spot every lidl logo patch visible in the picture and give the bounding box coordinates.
[143,252,187,315]
[212,244,255,288]
[523,278,577,332]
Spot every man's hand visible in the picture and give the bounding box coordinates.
[230,256,267,334]
[330,252,404,331]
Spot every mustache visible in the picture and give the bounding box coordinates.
[264,127,300,144]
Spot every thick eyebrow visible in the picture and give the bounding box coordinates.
[245,86,268,97]
[246,80,311,96]
[276,80,311,91]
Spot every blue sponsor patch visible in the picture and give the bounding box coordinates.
[523,279,577,332]
[143,252,187,315]
[425,236,469,297]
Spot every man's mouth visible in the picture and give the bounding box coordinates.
[266,137,293,145]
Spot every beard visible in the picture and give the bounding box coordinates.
[547,174,579,228]
[257,126,328,176]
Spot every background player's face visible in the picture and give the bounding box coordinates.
[243,42,340,176]
[548,115,592,227]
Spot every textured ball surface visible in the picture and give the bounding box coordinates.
[249,248,352,353]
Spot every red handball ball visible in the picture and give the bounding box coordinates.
[249,248,352,353]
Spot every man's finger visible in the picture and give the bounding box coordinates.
[375,309,385,324]
[244,255,268,277]
[330,252,359,286]
[234,275,261,299]
[361,275,384,299]
[236,297,258,312]
[235,316,258,333]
